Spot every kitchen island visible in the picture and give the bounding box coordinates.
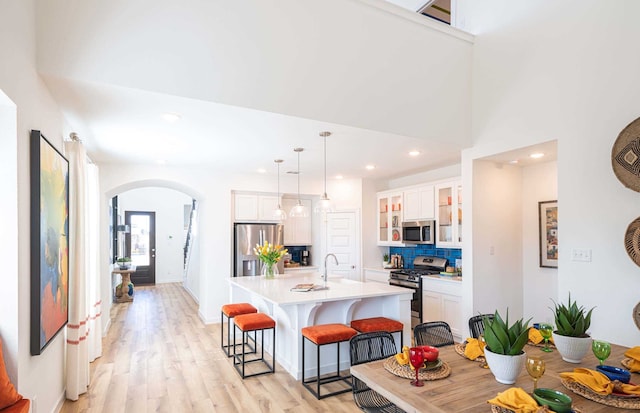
[228,273,413,379]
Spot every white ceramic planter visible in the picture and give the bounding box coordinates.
[552,332,592,363]
[484,347,526,385]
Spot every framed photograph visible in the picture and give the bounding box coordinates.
[538,200,558,268]
[30,130,69,355]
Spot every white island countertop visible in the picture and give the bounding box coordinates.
[228,272,413,379]
[229,272,411,306]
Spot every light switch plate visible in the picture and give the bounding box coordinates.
[571,248,592,262]
[634,302,640,331]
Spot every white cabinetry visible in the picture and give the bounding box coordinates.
[435,180,462,248]
[281,198,312,245]
[234,193,280,222]
[403,185,435,221]
[377,191,403,246]
[364,268,392,284]
[422,277,463,341]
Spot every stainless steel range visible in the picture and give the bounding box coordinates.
[389,256,448,322]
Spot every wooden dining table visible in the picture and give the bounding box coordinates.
[350,342,638,413]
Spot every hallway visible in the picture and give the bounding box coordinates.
[60,283,359,413]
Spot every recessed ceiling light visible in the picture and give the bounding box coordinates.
[335,175,343,180]
[508,160,519,164]
[162,112,182,122]
[409,150,420,157]
[156,159,167,165]
[530,152,545,159]
[365,164,376,170]
[257,168,267,174]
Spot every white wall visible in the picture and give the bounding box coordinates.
[0,1,71,411]
[459,0,640,345]
[118,187,193,283]
[471,160,523,319]
[522,161,558,324]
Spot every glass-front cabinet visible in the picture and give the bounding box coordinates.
[377,191,403,246]
[435,180,462,248]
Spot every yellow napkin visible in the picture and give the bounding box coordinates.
[560,368,613,395]
[528,328,554,344]
[529,329,543,344]
[487,387,540,413]
[624,346,640,372]
[464,337,485,360]
[617,382,640,396]
[394,346,419,370]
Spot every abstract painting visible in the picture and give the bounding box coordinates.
[30,130,69,355]
[538,200,558,268]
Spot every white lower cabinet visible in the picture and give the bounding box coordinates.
[364,268,392,284]
[422,278,463,341]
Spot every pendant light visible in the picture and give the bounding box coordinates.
[289,148,309,218]
[314,131,333,214]
[273,159,287,221]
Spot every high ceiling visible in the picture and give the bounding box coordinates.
[35,0,474,182]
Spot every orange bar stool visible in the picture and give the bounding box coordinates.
[351,317,404,349]
[301,323,358,399]
[221,303,257,357]
[233,313,276,378]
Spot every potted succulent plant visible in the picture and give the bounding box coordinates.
[482,309,531,384]
[383,253,390,268]
[551,293,594,363]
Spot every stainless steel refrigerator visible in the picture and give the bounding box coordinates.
[233,223,284,276]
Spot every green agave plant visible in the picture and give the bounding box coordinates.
[551,293,594,337]
[483,309,531,356]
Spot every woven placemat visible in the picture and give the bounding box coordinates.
[454,342,486,363]
[383,356,451,380]
[490,405,583,413]
[561,378,640,409]
[612,117,640,192]
[625,217,640,268]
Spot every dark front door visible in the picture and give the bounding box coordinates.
[125,211,156,285]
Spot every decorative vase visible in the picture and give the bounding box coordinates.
[552,332,592,363]
[263,262,278,279]
[484,347,526,384]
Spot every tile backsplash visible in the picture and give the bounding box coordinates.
[389,246,462,271]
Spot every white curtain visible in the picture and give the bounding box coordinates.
[64,140,102,401]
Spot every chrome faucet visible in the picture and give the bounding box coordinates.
[323,253,338,286]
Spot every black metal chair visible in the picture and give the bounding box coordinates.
[413,321,455,347]
[349,332,406,413]
[468,313,494,339]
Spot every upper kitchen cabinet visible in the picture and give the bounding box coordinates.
[435,180,462,248]
[234,192,280,222]
[281,198,312,245]
[377,191,404,246]
[403,185,435,221]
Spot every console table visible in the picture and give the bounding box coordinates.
[112,267,136,303]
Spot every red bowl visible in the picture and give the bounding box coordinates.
[420,345,439,362]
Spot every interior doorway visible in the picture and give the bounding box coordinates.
[125,211,156,285]
[325,210,360,280]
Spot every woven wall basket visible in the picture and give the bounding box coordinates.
[625,217,640,268]
[612,117,640,192]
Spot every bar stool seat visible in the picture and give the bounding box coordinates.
[301,323,358,399]
[233,313,276,378]
[351,317,404,349]
[221,303,257,357]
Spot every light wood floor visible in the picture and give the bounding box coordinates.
[60,283,361,413]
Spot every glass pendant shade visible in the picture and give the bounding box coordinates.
[289,148,308,217]
[314,131,333,214]
[290,200,309,218]
[273,159,287,221]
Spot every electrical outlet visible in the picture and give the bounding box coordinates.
[571,248,592,262]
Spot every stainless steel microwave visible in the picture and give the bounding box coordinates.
[402,220,435,244]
